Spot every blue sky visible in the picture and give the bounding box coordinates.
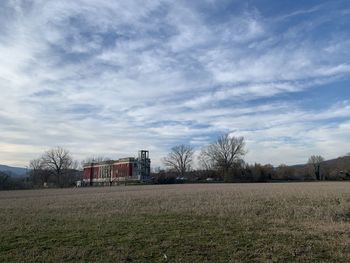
[1,0,350,167]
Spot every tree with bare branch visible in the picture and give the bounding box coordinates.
[308,155,325,180]
[162,145,194,177]
[201,133,246,180]
[29,158,50,186]
[198,148,215,171]
[42,147,75,187]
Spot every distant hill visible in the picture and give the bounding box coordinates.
[322,155,350,167]
[0,165,28,177]
[289,155,350,180]
[291,156,350,169]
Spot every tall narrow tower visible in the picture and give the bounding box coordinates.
[137,150,151,180]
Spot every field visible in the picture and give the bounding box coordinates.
[1,183,350,262]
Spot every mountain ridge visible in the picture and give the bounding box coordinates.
[0,165,28,177]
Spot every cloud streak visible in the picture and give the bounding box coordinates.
[0,0,350,167]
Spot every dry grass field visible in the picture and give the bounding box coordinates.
[1,182,350,262]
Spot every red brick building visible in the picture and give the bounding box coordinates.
[82,151,150,186]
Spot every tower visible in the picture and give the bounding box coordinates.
[137,150,151,180]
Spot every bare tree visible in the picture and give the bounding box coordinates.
[29,158,43,172]
[202,133,246,179]
[42,147,74,187]
[162,145,194,177]
[308,155,325,180]
[29,158,50,186]
[198,148,215,171]
[275,164,295,180]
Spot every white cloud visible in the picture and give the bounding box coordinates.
[0,0,349,168]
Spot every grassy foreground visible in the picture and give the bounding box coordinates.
[1,183,350,262]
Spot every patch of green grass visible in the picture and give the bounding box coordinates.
[1,212,348,262]
[1,183,350,262]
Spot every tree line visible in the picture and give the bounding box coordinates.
[1,134,349,190]
[1,147,114,190]
[159,133,350,183]
[0,146,83,190]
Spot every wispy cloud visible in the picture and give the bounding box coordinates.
[0,0,349,167]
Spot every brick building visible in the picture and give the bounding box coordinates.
[82,150,150,186]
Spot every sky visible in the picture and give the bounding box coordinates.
[1,0,350,168]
